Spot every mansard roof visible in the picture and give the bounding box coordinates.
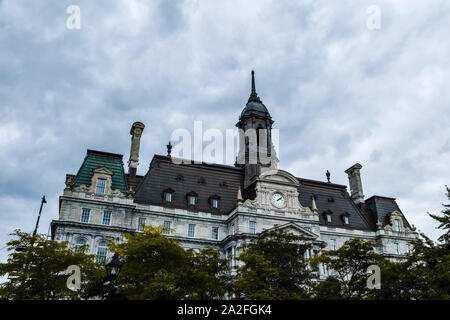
[133,155,379,230]
[133,155,244,214]
[365,195,412,229]
[72,149,128,194]
[297,178,373,230]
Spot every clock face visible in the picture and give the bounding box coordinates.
[271,192,285,208]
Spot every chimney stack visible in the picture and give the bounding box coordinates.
[345,163,364,205]
[128,122,145,176]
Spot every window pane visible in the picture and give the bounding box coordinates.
[81,208,90,223]
[344,216,349,224]
[212,199,218,208]
[138,218,146,231]
[96,178,106,194]
[188,196,196,205]
[102,211,111,225]
[163,221,171,235]
[330,239,336,250]
[188,224,195,237]
[96,240,108,263]
[75,238,87,253]
[165,193,172,202]
[249,221,256,234]
[212,227,219,240]
[395,220,401,232]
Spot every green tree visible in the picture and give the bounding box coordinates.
[109,226,229,300]
[0,230,105,300]
[233,228,313,299]
[370,187,450,300]
[310,238,383,299]
[429,186,450,243]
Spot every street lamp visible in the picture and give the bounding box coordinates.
[106,253,123,299]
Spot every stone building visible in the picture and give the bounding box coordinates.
[50,71,418,277]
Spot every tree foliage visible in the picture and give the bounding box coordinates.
[310,238,383,299]
[233,228,313,299]
[0,230,105,300]
[109,226,230,300]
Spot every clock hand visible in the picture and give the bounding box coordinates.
[277,196,282,201]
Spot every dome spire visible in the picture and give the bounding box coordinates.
[248,70,262,103]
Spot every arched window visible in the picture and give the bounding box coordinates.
[75,238,87,253]
[96,240,108,263]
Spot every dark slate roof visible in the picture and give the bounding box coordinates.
[134,155,244,214]
[365,196,412,229]
[297,178,373,230]
[133,155,374,230]
[72,150,128,194]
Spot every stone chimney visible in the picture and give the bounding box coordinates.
[128,122,145,176]
[345,163,365,205]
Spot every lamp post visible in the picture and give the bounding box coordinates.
[106,253,123,299]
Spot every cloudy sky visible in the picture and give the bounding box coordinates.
[0,0,449,261]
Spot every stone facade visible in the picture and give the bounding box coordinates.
[51,72,418,279]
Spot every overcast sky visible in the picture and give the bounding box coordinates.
[1,0,449,262]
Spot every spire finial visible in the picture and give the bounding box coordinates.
[251,70,256,94]
[167,141,172,157]
[248,70,262,103]
[326,170,331,183]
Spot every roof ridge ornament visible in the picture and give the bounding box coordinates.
[248,70,262,103]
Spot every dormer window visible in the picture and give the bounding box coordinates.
[209,194,220,209]
[162,188,174,203]
[394,219,401,232]
[324,211,332,223]
[341,213,350,225]
[186,192,198,206]
[344,216,349,225]
[95,178,106,194]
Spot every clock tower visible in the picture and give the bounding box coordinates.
[236,71,279,191]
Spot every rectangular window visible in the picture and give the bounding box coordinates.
[95,178,106,194]
[96,247,107,263]
[165,192,172,202]
[344,216,349,225]
[212,227,219,240]
[211,199,218,208]
[188,196,196,205]
[81,208,90,223]
[137,217,146,232]
[163,221,171,235]
[326,214,332,223]
[330,239,336,250]
[395,220,401,232]
[249,221,256,234]
[227,247,233,268]
[102,211,112,225]
[188,224,195,237]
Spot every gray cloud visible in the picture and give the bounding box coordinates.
[1,0,449,262]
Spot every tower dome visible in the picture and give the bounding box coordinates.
[239,70,272,121]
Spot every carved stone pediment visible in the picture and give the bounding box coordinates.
[263,222,319,240]
[93,166,113,176]
[385,210,407,232]
[259,169,300,187]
